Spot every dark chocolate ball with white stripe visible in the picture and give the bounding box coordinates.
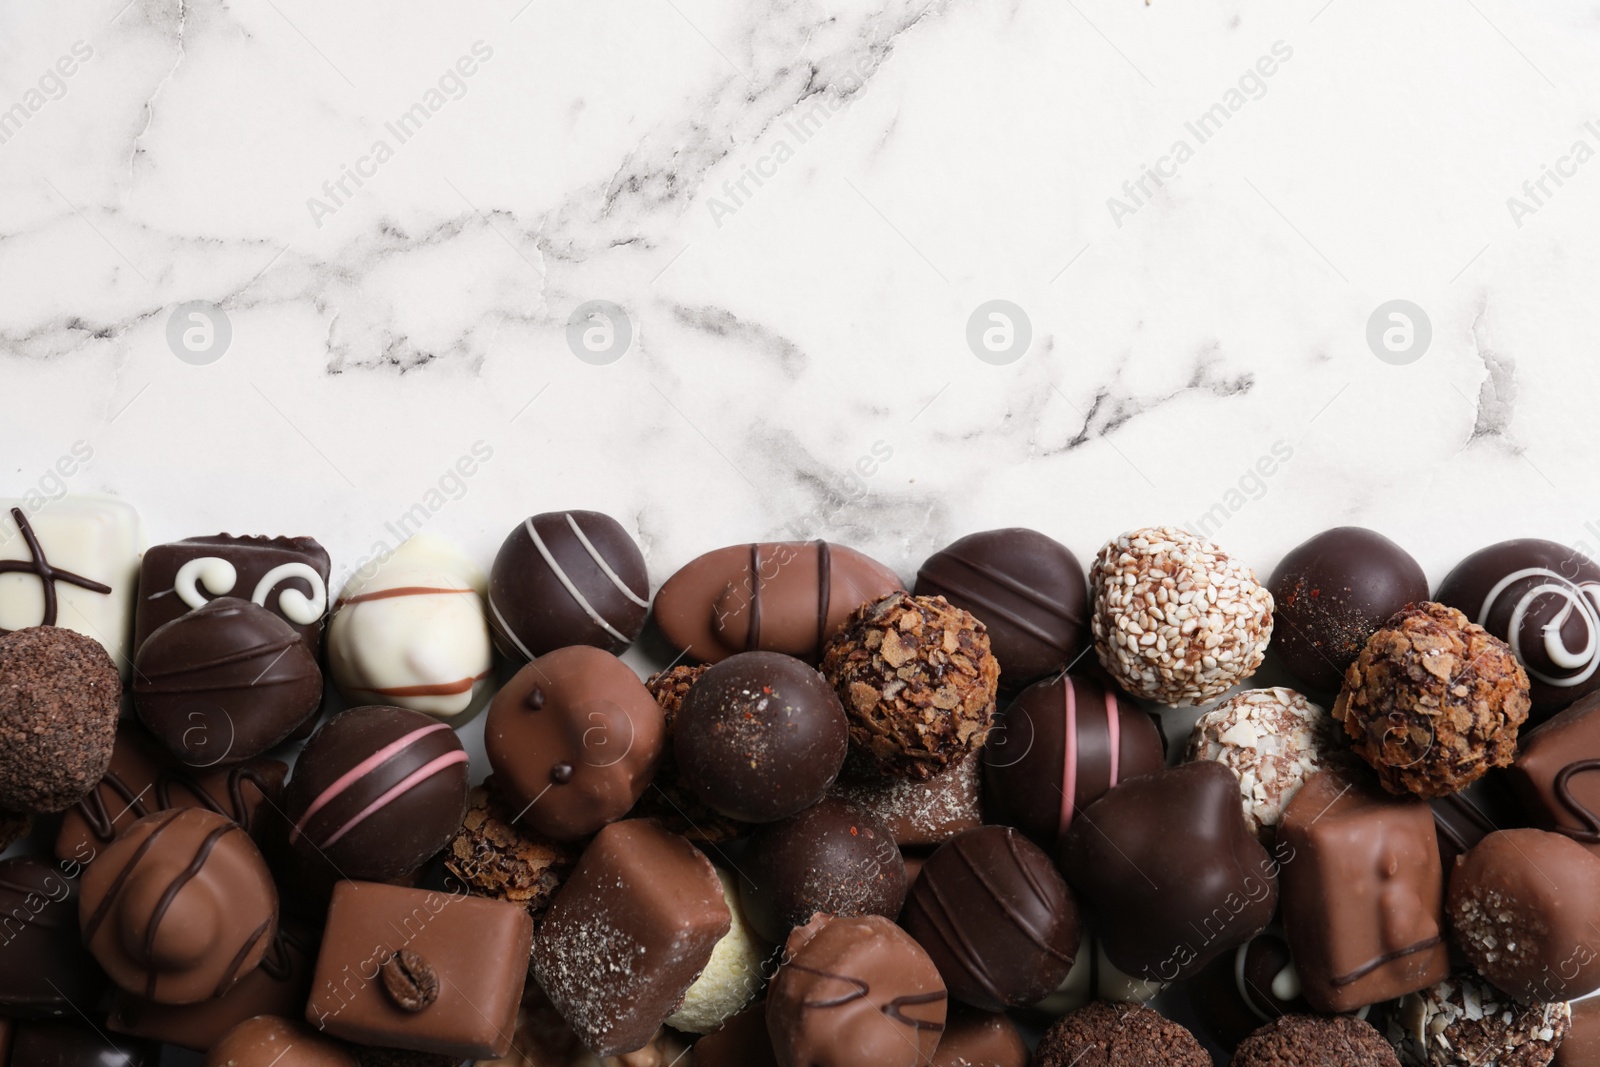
[983,673,1165,849]
[487,511,649,662]
[915,529,1089,687]
[283,705,469,881]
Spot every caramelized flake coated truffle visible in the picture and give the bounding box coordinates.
[1333,603,1530,797]
[0,626,121,813]
[821,592,1000,781]
[1232,1014,1400,1067]
[1032,1001,1209,1067]
[443,786,575,919]
[1389,972,1571,1067]
[1089,527,1273,706]
[1185,687,1340,839]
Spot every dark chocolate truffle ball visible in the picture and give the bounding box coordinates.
[133,598,323,767]
[1269,527,1428,693]
[1032,1001,1209,1067]
[1233,1015,1399,1067]
[0,857,108,1019]
[914,528,1088,687]
[1437,537,1600,723]
[0,626,120,813]
[486,510,649,662]
[739,795,905,944]
[983,673,1164,848]
[1334,602,1530,797]
[631,664,746,843]
[285,705,470,880]
[676,651,848,823]
[901,826,1080,1011]
[821,592,1000,781]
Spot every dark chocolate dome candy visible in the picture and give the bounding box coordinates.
[1268,527,1428,693]
[982,673,1164,848]
[0,857,108,1019]
[78,807,278,1005]
[133,597,323,766]
[915,528,1088,686]
[1436,537,1600,721]
[675,651,849,822]
[486,510,649,661]
[284,705,469,881]
[740,795,906,944]
[901,826,1080,1012]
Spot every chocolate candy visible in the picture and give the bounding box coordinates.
[1060,761,1276,984]
[441,786,575,920]
[931,1006,1029,1067]
[1268,527,1428,693]
[133,597,323,766]
[740,795,906,944]
[655,540,904,664]
[6,1022,155,1067]
[56,722,287,865]
[1032,1001,1209,1067]
[766,913,948,1067]
[204,1016,357,1067]
[1,496,143,674]
[632,663,748,843]
[485,646,663,840]
[532,820,731,1057]
[1556,996,1600,1067]
[914,528,1089,686]
[676,651,848,822]
[285,705,469,882]
[1389,971,1571,1067]
[984,673,1164,848]
[1428,775,1528,871]
[1031,933,1165,1017]
[1186,687,1339,841]
[79,807,278,1005]
[666,866,767,1035]
[306,881,532,1059]
[1232,1015,1398,1067]
[0,857,108,1019]
[135,534,329,657]
[902,826,1080,1011]
[1507,689,1600,860]
[1277,768,1450,1013]
[0,626,121,814]
[1449,828,1600,1001]
[1437,537,1600,721]
[829,752,982,848]
[487,510,649,661]
[328,535,494,722]
[692,1002,778,1067]
[1184,927,1311,1052]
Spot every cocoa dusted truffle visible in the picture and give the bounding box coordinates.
[1032,1001,1209,1067]
[821,592,1000,781]
[1333,602,1530,797]
[1233,1015,1399,1067]
[0,626,120,814]
[1089,527,1273,706]
[442,786,575,920]
[1389,972,1571,1067]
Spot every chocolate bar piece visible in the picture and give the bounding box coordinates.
[1505,690,1600,858]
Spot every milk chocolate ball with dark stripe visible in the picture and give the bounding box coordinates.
[487,511,649,661]
[284,705,469,881]
[915,529,1088,687]
[902,826,1080,1012]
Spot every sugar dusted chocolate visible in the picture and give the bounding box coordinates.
[830,750,982,847]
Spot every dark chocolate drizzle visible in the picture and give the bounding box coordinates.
[0,506,113,634]
[1330,936,1444,987]
[215,916,274,996]
[140,823,236,997]
[816,540,832,655]
[1554,759,1600,843]
[789,962,947,1033]
[258,923,313,981]
[82,809,185,943]
[746,543,763,652]
[76,762,276,843]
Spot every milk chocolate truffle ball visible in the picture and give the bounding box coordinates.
[766,913,948,1067]
[79,807,278,1005]
[486,510,649,661]
[1269,527,1428,693]
[134,598,324,766]
[1333,602,1530,797]
[821,592,999,781]
[204,1016,357,1067]
[1090,527,1273,705]
[1233,1015,1399,1067]
[485,646,664,840]
[284,705,470,880]
[983,673,1165,848]
[740,795,905,944]
[1032,1001,1209,1067]
[1389,972,1571,1067]
[676,651,848,823]
[901,826,1080,1011]
[0,626,120,813]
[914,528,1089,687]
[1449,829,1600,1001]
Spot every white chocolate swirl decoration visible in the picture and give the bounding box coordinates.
[171,556,327,626]
[1479,567,1600,688]
[174,557,239,608]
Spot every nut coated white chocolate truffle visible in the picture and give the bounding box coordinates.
[666,869,768,1033]
[327,535,494,721]
[1090,527,1273,706]
[1187,688,1338,838]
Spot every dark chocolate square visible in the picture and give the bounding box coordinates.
[135,535,330,655]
